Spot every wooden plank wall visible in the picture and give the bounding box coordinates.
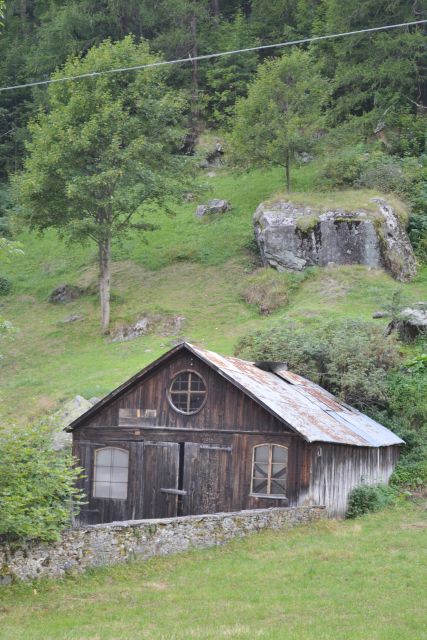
[79,351,293,434]
[305,443,401,518]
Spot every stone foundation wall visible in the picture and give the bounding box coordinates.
[0,506,324,584]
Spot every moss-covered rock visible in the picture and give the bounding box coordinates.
[253,197,416,281]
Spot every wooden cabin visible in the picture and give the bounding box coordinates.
[69,342,403,523]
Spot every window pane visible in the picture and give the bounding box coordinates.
[111,466,128,483]
[254,445,269,463]
[252,478,268,493]
[190,376,204,391]
[253,463,269,478]
[111,482,128,499]
[96,449,112,466]
[171,393,188,410]
[93,482,111,498]
[271,480,286,495]
[171,373,189,392]
[272,446,287,464]
[189,393,205,411]
[112,449,129,467]
[94,466,111,483]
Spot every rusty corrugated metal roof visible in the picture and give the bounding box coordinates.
[189,344,403,448]
[69,342,403,447]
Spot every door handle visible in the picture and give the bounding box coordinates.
[160,488,187,496]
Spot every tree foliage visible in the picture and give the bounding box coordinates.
[235,319,399,410]
[14,36,194,331]
[229,49,328,190]
[0,422,85,542]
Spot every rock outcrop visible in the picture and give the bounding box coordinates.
[386,302,427,342]
[49,284,83,303]
[253,198,417,281]
[111,314,185,342]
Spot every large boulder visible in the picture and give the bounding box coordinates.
[253,198,417,281]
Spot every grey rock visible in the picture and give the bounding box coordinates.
[50,395,93,450]
[88,397,101,406]
[59,314,84,324]
[386,302,427,342]
[253,199,417,281]
[372,311,390,319]
[111,315,185,343]
[49,284,83,304]
[196,199,230,218]
[296,152,314,164]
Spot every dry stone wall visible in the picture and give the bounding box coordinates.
[0,506,324,584]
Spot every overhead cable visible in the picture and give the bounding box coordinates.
[0,19,425,93]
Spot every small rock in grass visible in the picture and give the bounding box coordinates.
[196,199,231,218]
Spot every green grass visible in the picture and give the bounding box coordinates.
[1,164,426,421]
[0,503,426,639]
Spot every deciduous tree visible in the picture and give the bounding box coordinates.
[15,36,194,332]
[230,49,328,190]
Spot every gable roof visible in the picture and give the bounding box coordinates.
[69,342,403,448]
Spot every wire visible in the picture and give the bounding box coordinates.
[0,19,425,93]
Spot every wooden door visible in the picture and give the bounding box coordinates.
[182,443,232,515]
[142,441,180,519]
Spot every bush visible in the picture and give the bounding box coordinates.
[0,422,85,542]
[235,319,399,410]
[321,145,367,188]
[346,484,396,519]
[0,275,12,296]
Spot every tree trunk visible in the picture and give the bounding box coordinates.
[211,0,220,20]
[190,11,199,126]
[98,238,111,333]
[285,151,291,192]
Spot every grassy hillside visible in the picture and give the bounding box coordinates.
[1,164,426,421]
[0,503,426,639]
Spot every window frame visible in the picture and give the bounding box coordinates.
[92,446,129,501]
[167,369,208,415]
[250,443,288,499]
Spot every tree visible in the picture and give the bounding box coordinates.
[230,49,328,190]
[14,36,194,332]
[204,11,259,126]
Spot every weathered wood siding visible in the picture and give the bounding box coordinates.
[79,351,293,433]
[73,350,309,524]
[304,443,401,518]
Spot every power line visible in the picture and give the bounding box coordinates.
[0,19,425,93]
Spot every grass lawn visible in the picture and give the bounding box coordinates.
[1,163,426,421]
[0,503,426,639]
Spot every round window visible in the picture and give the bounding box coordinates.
[168,370,207,415]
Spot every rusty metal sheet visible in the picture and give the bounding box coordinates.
[190,344,403,448]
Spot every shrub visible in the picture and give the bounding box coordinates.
[235,319,399,410]
[0,422,85,543]
[346,484,396,519]
[390,459,427,492]
[321,145,367,188]
[0,275,12,296]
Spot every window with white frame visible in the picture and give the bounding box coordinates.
[251,444,288,497]
[93,447,129,499]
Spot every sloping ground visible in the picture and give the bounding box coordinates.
[0,503,426,639]
[0,165,426,421]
